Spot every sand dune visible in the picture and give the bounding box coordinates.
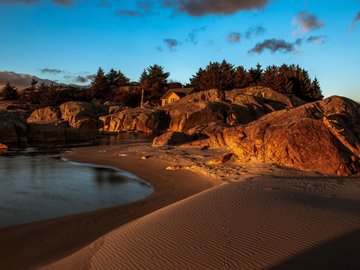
[45,176,360,270]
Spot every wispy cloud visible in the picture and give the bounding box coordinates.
[115,9,143,17]
[162,0,270,17]
[350,12,360,32]
[307,35,326,45]
[186,26,206,44]
[245,25,266,39]
[115,1,155,17]
[40,68,63,74]
[227,32,241,44]
[163,38,180,51]
[293,11,324,35]
[249,38,301,54]
[97,0,110,7]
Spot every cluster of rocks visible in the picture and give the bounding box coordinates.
[0,101,108,144]
[152,93,360,176]
[1,86,360,176]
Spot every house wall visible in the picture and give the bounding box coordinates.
[161,92,180,106]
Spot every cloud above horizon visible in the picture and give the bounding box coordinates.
[350,12,360,32]
[40,68,63,74]
[186,26,206,44]
[115,1,155,17]
[163,38,180,50]
[227,32,241,43]
[249,38,301,54]
[162,0,270,16]
[307,35,326,45]
[245,25,266,39]
[293,11,324,35]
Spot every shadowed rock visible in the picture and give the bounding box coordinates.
[0,110,27,143]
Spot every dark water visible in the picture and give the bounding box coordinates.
[0,136,153,229]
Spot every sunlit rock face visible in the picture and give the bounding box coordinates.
[218,96,360,176]
[27,106,60,123]
[162,87,304,133]
[100,108,169,134]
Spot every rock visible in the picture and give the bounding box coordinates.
[162,87,303,133]
[0,143,8,151]
[100,108,169,134]
[0,110,27,143]
[217,96,360,176]
[59,101,98,129]
[153,131,192,147]
[207,153,233,165]
[28,123,97,142]
[141,155,151,160]
[109,106,127,115]
[27,106,60,123]
[27,123,66,142]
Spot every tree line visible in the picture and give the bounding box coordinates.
[1,61,323,106]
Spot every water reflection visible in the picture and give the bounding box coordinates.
[0,142,153,229]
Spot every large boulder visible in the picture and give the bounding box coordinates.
[0,110,27,143]
[216,96,360,176]
[27,106,60,123]
[100,108,168,134]
[162,87,303,133]
[59,101,99,129]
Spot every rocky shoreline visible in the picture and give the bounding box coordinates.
[1,86,360,176]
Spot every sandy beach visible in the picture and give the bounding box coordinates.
[1,143,360,269]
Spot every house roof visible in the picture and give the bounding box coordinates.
[161,87,194,100]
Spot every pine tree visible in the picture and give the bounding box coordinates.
[91,68,109,99]
[106,68,119,90]
[1,82,19,100]
[140,65,170,100]
[117,70,130,86]
[219,60,235,91]
[234,66,250,89]
[309,77,323,101]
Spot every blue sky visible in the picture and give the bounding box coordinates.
[0,0,359,100]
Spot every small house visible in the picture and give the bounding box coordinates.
[161,87,194,106]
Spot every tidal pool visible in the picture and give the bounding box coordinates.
[0,146,153,229]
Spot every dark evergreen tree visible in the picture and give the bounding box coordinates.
[106,68,119,90]
[247,63,263,86]
[1,82,19,100]
[91,68,109,99]
[309,77,323,101]
[219,60,235,91]
[140,65,170,100]
[117,70,130,86]
[234,66,251,89]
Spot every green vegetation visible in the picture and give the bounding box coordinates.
[191,61,323,101]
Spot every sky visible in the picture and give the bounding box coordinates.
[0,0,359,100]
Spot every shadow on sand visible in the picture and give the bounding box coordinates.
[271,228,360,270]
